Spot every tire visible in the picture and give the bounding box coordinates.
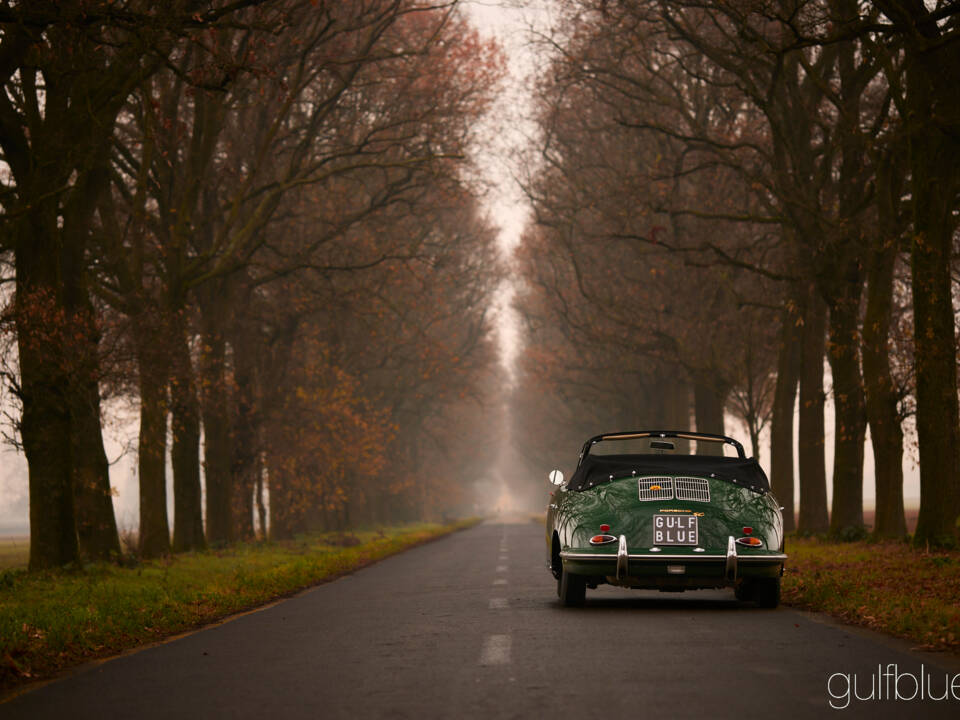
[734,580,753,602]
[559,566,586,607]
[753,577,781,609]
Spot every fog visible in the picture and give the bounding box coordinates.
[0,2,943,552]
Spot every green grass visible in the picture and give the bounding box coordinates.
[0,520,478,693]
[782,536,960,652]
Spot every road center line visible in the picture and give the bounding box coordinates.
[489,598,508,609]
[495,565,508,573]
[493,578,507,585]
[479,634,512,665]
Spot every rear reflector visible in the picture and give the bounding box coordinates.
[600,524,610,533]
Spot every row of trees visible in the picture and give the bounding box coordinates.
[0,1,504,568]
[513,0,960,546]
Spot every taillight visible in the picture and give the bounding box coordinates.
[736,536,763,547]
[589,534,617,545]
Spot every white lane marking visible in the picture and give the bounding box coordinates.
[498,554,508,561]
[479,634,511,665]
[493,578,507,585]
[495,565,508,573]
[489,598,508,609]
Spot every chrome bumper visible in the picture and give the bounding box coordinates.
[725,535,737,582]
[560,533,786,585]
[616,534,628,582]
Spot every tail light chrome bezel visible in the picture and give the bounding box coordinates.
[589,534,618,545]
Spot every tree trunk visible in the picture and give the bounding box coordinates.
[200,322,233,545]
[60,157,120,560]
[137,339,171,558]
[797,290,829,534]
[255,452,267,540]
[770,300,802,532]
[71,361,121,560]
[231,324,260,541]
[233,447,256,542]
[266,446,293,541]
[15,220,81,570]
[826,282,867,539]
[170,316,206,552]
[903,23,960,548]
[862,235,906,540]
[694,377,726,455]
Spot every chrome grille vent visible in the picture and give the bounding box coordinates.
[638,477,674,501]
[675,477,710,503]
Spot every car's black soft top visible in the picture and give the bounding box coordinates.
[568,453,771,494]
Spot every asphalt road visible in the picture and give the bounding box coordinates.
[5,519,960,719]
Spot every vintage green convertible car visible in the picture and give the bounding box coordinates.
[546,431,786,608]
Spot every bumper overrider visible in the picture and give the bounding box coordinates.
[559,534,786,589]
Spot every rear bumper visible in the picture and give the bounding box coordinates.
[559,536,785,589]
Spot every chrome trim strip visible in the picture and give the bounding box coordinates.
[733,554,787,563]
[616,534,628,581]
[725,535,737,582]
[560,551,787,563]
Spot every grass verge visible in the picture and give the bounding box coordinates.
[782,536,960,652]
[0,519,479,694]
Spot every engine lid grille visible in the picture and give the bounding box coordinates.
[638,477,674,501]
[674,477,711,503]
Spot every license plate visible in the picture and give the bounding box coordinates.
[653,515,698,545]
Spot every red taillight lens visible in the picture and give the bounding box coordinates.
[599,524,610,533]
[589,534,617,545]
[736,536,763,547]
[742,526,753,535]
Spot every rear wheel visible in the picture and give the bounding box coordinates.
[559,566,586,607]
[734,581,753,602]
[753,577,781,609]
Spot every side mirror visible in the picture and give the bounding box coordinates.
[548,469,564,486]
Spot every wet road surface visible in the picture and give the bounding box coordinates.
[4,519,960,719]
